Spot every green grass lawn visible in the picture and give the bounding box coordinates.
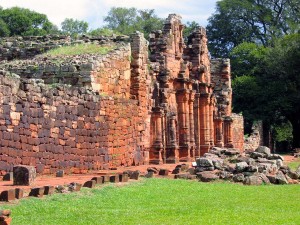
[287,158,300,170]
[44,43,113,56]
[1,179,299,225]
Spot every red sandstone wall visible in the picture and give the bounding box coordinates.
[231,113,244,151]
[0,73,148,174]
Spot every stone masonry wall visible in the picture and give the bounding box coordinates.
[211,58,232,117]
[231,113,244,151]
[0,44,131,99]
[0,71,147,174]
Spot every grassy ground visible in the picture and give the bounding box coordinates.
[287,157,300,170]
[44,43,112,56]
[1,179,299,225]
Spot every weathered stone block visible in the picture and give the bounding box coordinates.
[109,175,119,183]
[56,170,64,177]
[29,187,45,197]
[0,190,15,202]
[13,165,36,186]
[197,172,219,182]
[83,180,96,188]
[44,186,55,195]
[158,169,169,176]
[2,172,13,181]
[91,176,104,184]
[15,188,23,199]
[119,173,129,182]
[196,158,214,167]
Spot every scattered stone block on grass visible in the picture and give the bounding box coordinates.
[197,172,219,182]
[158,169,169,176]
[15,188,23,199]
[13,165,36,186]
[0,190,15,202]
[29,187,45,198]
[109,175,119,183]
[119,173,129,182]
[68,182,82,192]
[91,177,104,184]
[83,180,96,188]
[44,186,55,195]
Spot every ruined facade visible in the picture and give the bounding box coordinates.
[147,14,243,164]
[0,14,243,173]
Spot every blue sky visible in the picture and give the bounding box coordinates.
[0,0,219,30]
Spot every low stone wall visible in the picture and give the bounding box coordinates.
[0,72,148,174]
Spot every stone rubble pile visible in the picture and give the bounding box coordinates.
[177,146,300,185]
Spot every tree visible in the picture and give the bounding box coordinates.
[183,21,200,40]
[206,0,300,57]
[103,7,163,39]
[135,9,163,39]
[104,7,138,35]
[61,18,88,37]
[0,6,57,36]
[261,34,300,148]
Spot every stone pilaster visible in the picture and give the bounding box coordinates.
[150,108,164,164]
[224,116,234,148]
[199,93,211,155]
[214,117,224,147]
[189,91,196,158]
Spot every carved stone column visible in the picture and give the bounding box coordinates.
[150,108,164,164]
[209,96,215,146]
[224,117,233,148]
[214,117,224,147]
[176,90,190,161]
[199,93,210,155]
[193,93,201,158]
[166,114,179,163]
[189,91,196,158]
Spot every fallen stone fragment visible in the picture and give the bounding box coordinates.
[196,158,214,167]
[197,172,219,182]
[276,171,288,184]
[255,146,271,156]
[243,175,263,186]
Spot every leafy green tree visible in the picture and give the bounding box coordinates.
[0,7,57,36]
[261,34,300,148]
[207,0,300,57]
[61,18,88,37]
[183,21,200,39]
[135,9,163,39]
[104,7,138,35]
[103,7,163,39]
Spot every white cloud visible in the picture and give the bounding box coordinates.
[0,0,218,29]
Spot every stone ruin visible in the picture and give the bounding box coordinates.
[0,14,244,175]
